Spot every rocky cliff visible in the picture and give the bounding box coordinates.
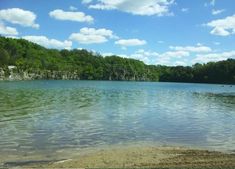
[0,67,81,81]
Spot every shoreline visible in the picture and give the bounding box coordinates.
[3,144,235,168]
[1,79,235,86]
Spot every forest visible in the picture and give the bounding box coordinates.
[0,36,234,84]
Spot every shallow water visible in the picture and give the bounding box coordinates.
[0,81,235,161]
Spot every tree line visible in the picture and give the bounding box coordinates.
[0,36,234,84]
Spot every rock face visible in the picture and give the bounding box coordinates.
[0,67,81,81]
[0,68,5,80]
[0,66,150,81]
[0,66,152,81]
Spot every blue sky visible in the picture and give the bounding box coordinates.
[0,0,235,66]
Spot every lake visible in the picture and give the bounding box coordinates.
[0,81,235,162]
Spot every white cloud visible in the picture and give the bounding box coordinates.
[193,51,235,63]
[69,6,77,11]
[101,49,159,65]
[0,22,18,35]
[4,35,19,39]
[213,42,220,45]
[82,0,93,4]
[175,61,187,66]
[159,50,190,58]
[126,49,189,65]
[157,40,164,44]
[206,14,235,36]
[146,49,191,65]
[22,36,72,49]
[102,46,221,66]
[153,44,212,65]
[212,9,225,15]
[169,45,212,53]
[204,0,216,8]
[123,48,234,66]
[83,0,175,16]
[210,0,216,6]
[211,27,230,36]
[0,8,39,28]
[69,27,116,44]
[49,9,94,23]
[181,8,189,12]
[130,49,159,64]
[102,52,115,56]
[115,39,146,47]
[154,50,189,65]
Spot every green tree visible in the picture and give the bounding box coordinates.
[0,47,10,66]
[0,36,234,84]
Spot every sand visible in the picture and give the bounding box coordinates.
[5,144,235,168]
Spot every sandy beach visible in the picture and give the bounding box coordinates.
[4,145,235,169]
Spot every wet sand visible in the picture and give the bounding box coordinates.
[5,145,235,168]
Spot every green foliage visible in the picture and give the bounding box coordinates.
[0,37,157,81]
[0,47,10,66]
[158,60,235,84]
[0,36,234,84]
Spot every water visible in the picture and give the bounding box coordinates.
[0,81,235,161]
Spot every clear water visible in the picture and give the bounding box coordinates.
[0,81,235,161]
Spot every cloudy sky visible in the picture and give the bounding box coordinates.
[0,0,235,66]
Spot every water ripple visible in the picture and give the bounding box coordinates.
[0,81,235,157]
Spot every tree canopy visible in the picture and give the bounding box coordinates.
[0,36,234,84]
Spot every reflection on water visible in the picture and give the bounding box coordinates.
[0,81,235,160]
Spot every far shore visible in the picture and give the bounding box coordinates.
[3,144,235,169]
